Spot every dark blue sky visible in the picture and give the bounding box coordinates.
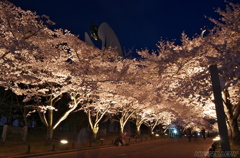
[9,0,238,52]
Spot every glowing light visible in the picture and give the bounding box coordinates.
[60,139,68,144]
[155,134,159,137]
[173,129,177,134]
[213,136,220,141]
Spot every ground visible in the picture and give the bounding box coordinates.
[0,129,240,158]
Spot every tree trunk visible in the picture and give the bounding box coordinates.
[46,126,54,144]
[158,124,164,137]
[22,105,28,143]
[119,117,124,135]
[223,89,240,143]
[46,109,53,144]
[92,126,99,140]
[120,124,124,135]
[23,126,28,142]
[229,117,240,144]
[226,120,233,138]
[233,133,240,145]
[16,96,28,143]
[136,124,141,136]
[150,127,154,134]
[148,125,155,136]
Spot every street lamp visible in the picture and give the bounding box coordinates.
[173,129,177,134]
[60,139,68,150]
[60,139,68,144]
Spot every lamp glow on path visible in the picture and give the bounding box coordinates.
[213,136,220,141]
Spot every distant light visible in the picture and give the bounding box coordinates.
[198,133,200,136]
[60,139,68,144]
[213,136,220,141]
[173,129,177,134]
[155,134,159,137]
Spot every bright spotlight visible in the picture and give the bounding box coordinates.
[173,129,177,134]
[60,139,68,144]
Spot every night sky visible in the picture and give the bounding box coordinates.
[8,0,239,52]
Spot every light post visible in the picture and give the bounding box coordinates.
[60,139,68,150]
[209,65,231,154]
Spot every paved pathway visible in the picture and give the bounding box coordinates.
[37,138,213,158]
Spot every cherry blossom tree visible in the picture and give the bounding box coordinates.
[137,2,240,143]
[131,107,150,136]
[0,1,121,143]
[171,3,240,140]
[78,93,116,139]
[143,109,175,135]
[106,94,138,134]
[204,3,240,141]
[3,0,240,145]
[0,1,71,142]
[72,54,143,138]
[127,83,162,136]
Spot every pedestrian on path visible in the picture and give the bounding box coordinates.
[114,136,125,146]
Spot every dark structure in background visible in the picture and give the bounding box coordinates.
[85,22,123,57]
